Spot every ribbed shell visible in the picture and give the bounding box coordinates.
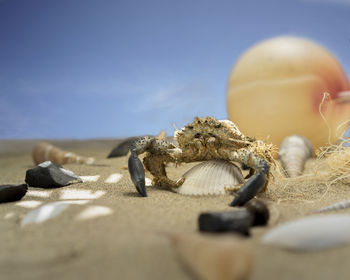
[174,160,245,195]
[278,135,313,177]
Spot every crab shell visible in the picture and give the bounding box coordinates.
[227,36,350,149]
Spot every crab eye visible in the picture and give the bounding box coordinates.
[194,133,201,138]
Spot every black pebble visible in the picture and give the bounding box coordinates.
[245,199,270,226]
[0,184,28,203]
[25,161,82,188]
[198,209,254,236]
[107,137,140,158]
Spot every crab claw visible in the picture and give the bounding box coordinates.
[128,151,147,197]
[229,171,267,207]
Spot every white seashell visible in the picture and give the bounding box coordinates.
[80,175,100,182]
[169,232,253,280]
[174,160,244,195]
[261,214,350,251]
[314,200,350,213]
[32,142,95,166]
[59,189,106,200]
[21,200,89,226]
[16,200,43,209]
[104,173,123,184]
[278,135,313,177]
[76,206,113,220]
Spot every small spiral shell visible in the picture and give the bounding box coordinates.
[314,200,350,213]
[32,142,95,166]
[278,135,313,177]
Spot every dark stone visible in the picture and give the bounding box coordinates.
[245,199,270,226]
[198,209,254,236]
[107,137,139,158]
[0,184,28,203]
[25,161,82,188]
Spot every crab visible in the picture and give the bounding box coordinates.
[128,117,275,206]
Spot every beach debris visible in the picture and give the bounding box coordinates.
[0,184,27,203]
[80,175,100,182]
[145,177,152,186]
[21,200,88,226]
[32,142,95,165]
[198,199,270,235]
[26,190,52,198]
[245,199,270,226]
[174,160,244,195]
[16,200,43,208]
[278,135,313,177]
[314,199,350,213]
[25,161,82,188]
[128,116,275,206]
[104,173,123,184]
[261,214,350,251]
[76,205,113,220]
[60,189,106,200]
[199,210,254,236]
[169,232,253,280]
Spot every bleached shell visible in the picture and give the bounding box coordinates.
[261,214,350,251]
[278,135,313,177]
[174,160,244,195]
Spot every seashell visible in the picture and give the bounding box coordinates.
[21,200,89,226]
[174,160,245,195]
[278,135,313,177]
[261,214,350,251]
[227,36,350,149]
[169,232,253,280]
[75,205,113,221]
[314,199,350,213]
[32,142,95,165]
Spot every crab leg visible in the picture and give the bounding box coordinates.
[128,137,176,196]
[224,149,270,206]
[128,137,152,197]
[128,151,146,196]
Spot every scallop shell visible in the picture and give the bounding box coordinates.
[261,214,350,251]
[278,135,313,177]
[169,232,253,280]
[32,142,95,165]
[174,160,244,195]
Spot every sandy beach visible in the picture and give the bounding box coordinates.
[0,139,350,280]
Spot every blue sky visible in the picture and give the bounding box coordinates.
[1,0,350,139]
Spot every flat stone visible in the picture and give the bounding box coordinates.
[25,161,82,188]
[0,184,28,203]
[198,209,254,236]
